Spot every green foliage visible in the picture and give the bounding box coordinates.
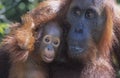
[0,23,8,41]
[0,23,8,35]
[0,0,43,41]
[0,0,43,22]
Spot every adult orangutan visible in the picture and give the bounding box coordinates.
[50,0,120,78]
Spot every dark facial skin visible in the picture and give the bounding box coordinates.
[67,0,106,60]
[39,22,62,63]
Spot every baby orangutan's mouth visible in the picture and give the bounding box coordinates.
[43,54,54,63]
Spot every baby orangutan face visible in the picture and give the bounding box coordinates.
[39,22,62,63]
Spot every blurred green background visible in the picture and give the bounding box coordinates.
[0,0,120,78]
[0,0,43,41]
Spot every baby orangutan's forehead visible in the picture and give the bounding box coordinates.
[44,22,62,37]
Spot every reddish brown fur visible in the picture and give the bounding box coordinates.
[28,0,71,26]
[98,6,113,58]
[15,14,35,53]
[1,14,35,63]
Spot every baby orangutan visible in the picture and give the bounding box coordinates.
[8,21,62,78]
